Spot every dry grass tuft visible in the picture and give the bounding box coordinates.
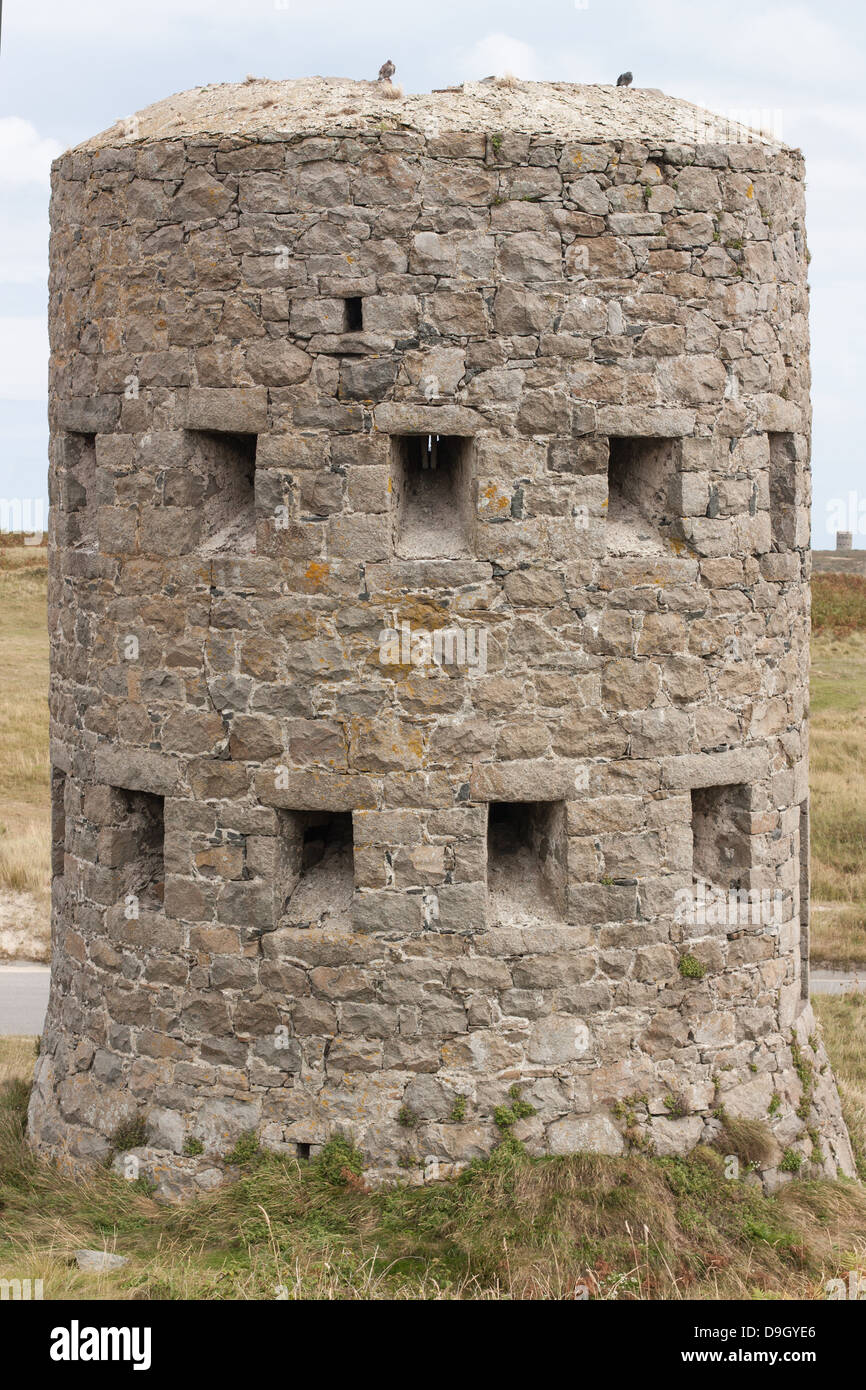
[714,1113,779,1169]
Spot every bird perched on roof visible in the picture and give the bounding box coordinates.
[378,60,396,82]
[616,71,633,87]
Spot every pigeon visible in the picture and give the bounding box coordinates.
[378,60,396,82]
[616,71,633,87]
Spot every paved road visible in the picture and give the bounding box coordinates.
[0,963,50,1034]
[810,968,866,996]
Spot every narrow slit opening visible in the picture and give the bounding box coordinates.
[769,432,797,551]
[60,432,98,550]
[343,297,363,332]
[51,768,67,880]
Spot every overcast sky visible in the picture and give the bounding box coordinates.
[1,0,863,544]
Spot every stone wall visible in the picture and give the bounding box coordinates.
[31,85,855,1196]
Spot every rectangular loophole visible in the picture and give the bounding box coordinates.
[296,1142,312,1160]
[277,810,354,929]
[392,435,473,559]
[60,432,97,550]
[105,788,165,910]
[185,430,257,556]
[487,800,566,925]
[607,436,680,543]
[51,768,67,880]
[691,783,753,920]
[769,432,797,550]
[343,297,363,332]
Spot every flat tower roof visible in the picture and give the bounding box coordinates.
[74,76,786,153]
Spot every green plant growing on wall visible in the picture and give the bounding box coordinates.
[679,954,706,980]
[494,1084,536,1133]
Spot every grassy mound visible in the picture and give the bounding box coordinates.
[2,1041,865,1301]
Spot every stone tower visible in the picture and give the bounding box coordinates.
[31,78,854,1196]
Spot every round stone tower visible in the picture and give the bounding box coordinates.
[32,77,854,1195]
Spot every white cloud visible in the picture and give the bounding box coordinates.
[639,2,862,87]
[0,210,50,284]
[0,118,62,187]
[0,317,49,401]
[454,32,543,83]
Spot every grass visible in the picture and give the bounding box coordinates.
[808,575,866,964]
[0,540,49,897]
[812,574,866,637]
[810,626,866,963]
[813,994,866,1183]
[0,1035,865,1300]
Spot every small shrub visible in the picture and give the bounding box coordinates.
[780,1148,803,1173]
[110,1115,147,1153]
[679,954,706,979]
[397,1105,417,1129]
[664,1093,688,1118]
[316,1136,364,1186]
[224,1130,261,1166]
[183,1136,204,1157]
[450,1094,467,1123]
[129,1175,157,1196]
